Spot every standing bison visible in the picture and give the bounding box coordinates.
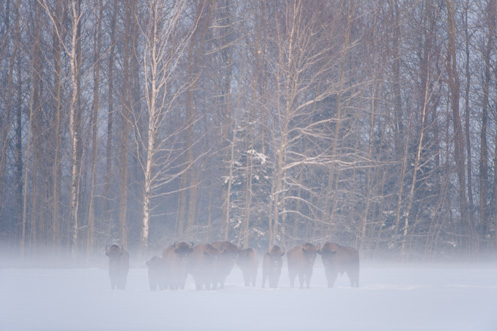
[236,248,258,287]
[287,243,320,289]
[262,245,285,288]
[105,244,129,290]
[319,242,359,287]
[211,241,240,289]
[162,242,194,290]
[188,243,219,290]
[146,256,165,291]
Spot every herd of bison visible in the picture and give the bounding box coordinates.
[105,241,360,291]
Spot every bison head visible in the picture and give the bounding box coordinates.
[146,255,164,268]
[237,248,254,262]
[106,244,124,261]
[173,242,194,261]
[212,241,240,264]
[222,244,240,264]
[203,244,219,259]
[301,243,320,266]
[319,242,340,267]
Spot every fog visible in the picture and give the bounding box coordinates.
[1,258,496,331]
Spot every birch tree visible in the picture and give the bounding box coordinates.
[134,0,200,251]
[87,0,103,259]
[266,0,360,247]
[67,0,84,257]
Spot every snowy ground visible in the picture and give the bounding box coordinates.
[1,261,497,331]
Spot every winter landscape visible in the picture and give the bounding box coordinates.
[3,1,497,330]
[1,258,497,331]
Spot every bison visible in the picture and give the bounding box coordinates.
[146,256,166,291]
[262,245,285,288]
[211,241,240,289]
[236,248,258,287]
[287,243,320,289]
[188,243,219,290]
[319,242,359,287]
[162,242,194,290]
[105,244,129,290]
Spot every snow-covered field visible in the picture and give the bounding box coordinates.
[1,261,497,331]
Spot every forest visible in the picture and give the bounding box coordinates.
[1,0,497,263]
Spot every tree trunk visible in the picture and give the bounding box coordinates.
[391,0,403,157]
[0,0,16,245]
[462,3,475,237]
[29,9,42,247]
[51,0,64,254]
[68,0,83,258]
[324,3,352,229]
[15,0,25,255]
[401,59,431,257]
[224,122,237,240]
[479,0,493,241]
[119,0,135,249]
[446,0,469,250]
[179,1,213,239]
[87,0,103,260]
[104,0,117,227]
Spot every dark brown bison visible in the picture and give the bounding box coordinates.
[211,241,240,289]
[287,243,320,289]
[319,242,359,287]
[162,242,194,290]
[262,245,285,288]
[105,244,129,290]
[236,248,258,287]
[188,243,219,290]
[146,256,166,291]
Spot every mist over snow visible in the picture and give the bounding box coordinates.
[1,260,497,331]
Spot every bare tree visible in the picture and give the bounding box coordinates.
[66,0,84,257]
[103,0,117,233]
[0,0,20,249]
[134,0,201,251]
[446,0,470,249]
[478,0,494,242]
[177,1,214,239]
[50,0,66,253]
[87,0,103,259]
[265,1,362,247]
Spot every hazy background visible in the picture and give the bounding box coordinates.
[2,0,497,263]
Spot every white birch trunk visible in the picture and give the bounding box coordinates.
[69,0,81,257]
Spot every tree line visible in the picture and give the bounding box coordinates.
[1,0,497,262]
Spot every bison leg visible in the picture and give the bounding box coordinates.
[298,272,305,289]
[180,275,187,290]
[325,269,338,288]
[348,271,359,287]
[305,269,313,289]
[289,270,296,288]
[242,272,250,286]
[269,276,278,288]
[269,278,275,288]
[250,273,256,287]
